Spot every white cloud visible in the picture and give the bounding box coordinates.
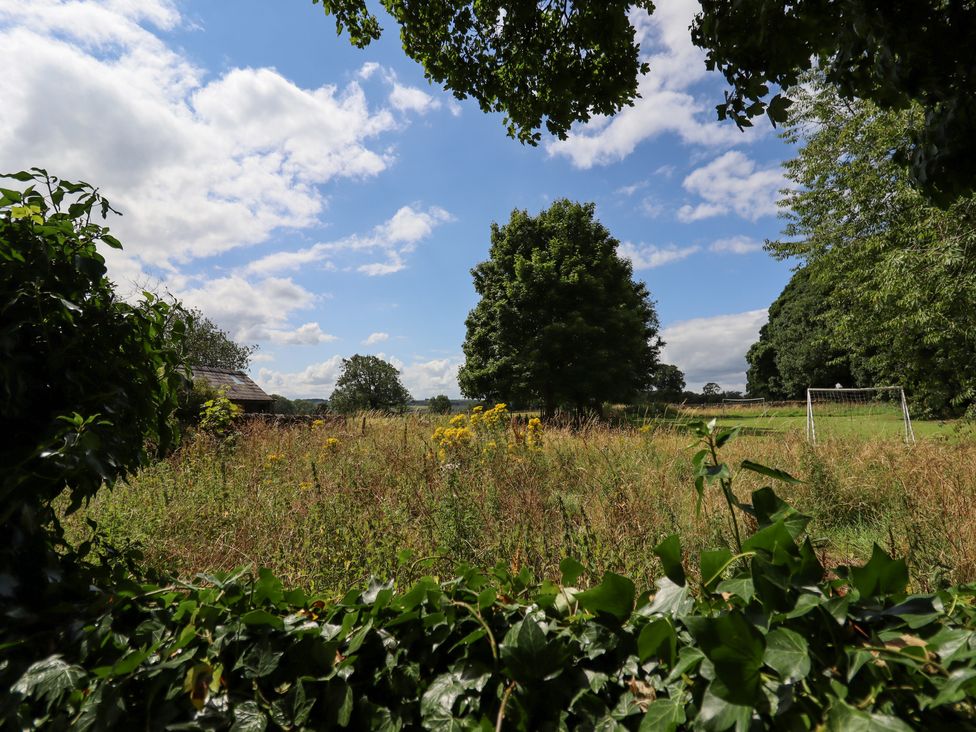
[256,354,462,399]
[363,332,389,345]
[389,83,440,114]
[709,236,764,255]
[615,180,648,197]
[175,275,317,343]
[257,355,345,399]
[660,309,768,391]
[267,322,337,345]
[678,151,785,222]
[619,241,699,270]
[400,358,462,399]
[0,0,400,272]
[638,196,664,218]
[244,205,453,277]
[547,0,748,168]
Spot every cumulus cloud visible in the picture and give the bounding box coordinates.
[400,358,462,399]
[244,205,453,277]
[175,275,317,343]
[267,322,337,345]
[678,151,785,222]
[619,241,699,270]
[546,0,747,168]
[0,0,400,274]
[257,356,345,399]
[257,354,462,399]
[363,332,390,345]
[660,309,768,391]
[709,235,764,254]
[389,83,440,114]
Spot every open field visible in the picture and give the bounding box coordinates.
[64,411,976,598]
[631,402,965,440]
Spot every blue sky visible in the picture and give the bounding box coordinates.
[0,0,796,397]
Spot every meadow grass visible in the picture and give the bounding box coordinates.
[64,412,976,598]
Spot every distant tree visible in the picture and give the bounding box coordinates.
[701,383,721,402]
[269,394,299,415]
[428,394,452,415]
[649,364,685,401]
[745,267,853,401]
[767,77,976,415]
[328,354,412,413]
[458,200,662,418]
[171,307,256,371]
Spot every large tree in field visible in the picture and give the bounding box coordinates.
[767,78,976,416]
[745,268,853,401]
[328,354,412,413]
[312,0,976,202]
[458,200,661,417]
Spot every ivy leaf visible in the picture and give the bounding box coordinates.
[653,534,686,587]
[826,699,914,731]
[575,572,635,621]
[684,613,765,705]
[740,460,802,484]
[637,618,677,667]
[231,700,268,732]
[764,628,811,681]
[11,656,85,704]
[639,696,686,731]
[241,609,285,630]
[850,545,909,599]
[559,557,585,586]
[700,548,733,591]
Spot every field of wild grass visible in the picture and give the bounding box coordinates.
[64,410,976,598]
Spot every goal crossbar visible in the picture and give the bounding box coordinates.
[806,386,915,445]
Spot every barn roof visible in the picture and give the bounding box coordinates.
[191,366,272,403]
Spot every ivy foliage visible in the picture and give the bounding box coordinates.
[4,422,976,729]
[0,168,186,515]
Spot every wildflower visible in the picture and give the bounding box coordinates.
[639,424,651,434]
[325,437,340,451]
[526,417,543,448]
[312,419,324,428]
[449,414,467,427]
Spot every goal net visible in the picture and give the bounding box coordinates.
[721,397,768,416]
[806,387,915,445]
[721,397,766,406]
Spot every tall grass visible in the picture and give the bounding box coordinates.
[64,414,976,597]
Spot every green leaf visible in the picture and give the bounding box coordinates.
[560,556,585,586]
[750,486,810,538]
[639,697,686,731]
[653,534,686,587]
[696,683,753,731]
[643,577,693,617]
[231,700,268,732]
[850,544,909,599]
[11,656,85,703]
[763,628,811,681]
[575,572,636,621]
[241,609,285,630]
[740,460,802,484]
[700,548,733,590]
[500,618,569,681]
[684,613,765,705]
[714,426,739,448]
[637,618,677,667]
[826,699,914,731]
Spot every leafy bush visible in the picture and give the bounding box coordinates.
[5,422,976,729]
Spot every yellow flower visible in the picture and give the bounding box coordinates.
[325,437,340,450]
[312,419,324,428]
[449,414,467,427]
[639,424,651,433]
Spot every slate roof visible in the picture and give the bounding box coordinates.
[191,366,272,403]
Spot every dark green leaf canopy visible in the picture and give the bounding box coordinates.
[313,0,976,203]
[458,200,662,415]
[329,354,412,413]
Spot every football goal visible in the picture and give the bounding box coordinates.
[806,387,915,445]
[721,397,768,416]
[721,397,766,406]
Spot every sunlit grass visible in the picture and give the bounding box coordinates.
[64,411,976,598]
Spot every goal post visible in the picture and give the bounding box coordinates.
[806,386,916,445]
[721,397,766,406]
